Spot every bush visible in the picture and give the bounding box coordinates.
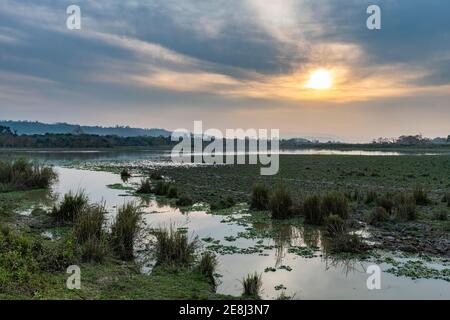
[250,183,270,210]
[368,206,390,225]
[269,183,293,219]
[394,194,417,221]
[136,178,152,194]
[0,158,56,192]
[413,185,430,205]
[241,273,262,299]
[303,195,324,225]
[176,195,194,207]
[73,204,107,262]
[154,226,198,268]
[110,203,141,261]
[321,192,349,219]
[51,191,89,223]
[167,185,178,198]
[197,251,218,287]
[325,214,346,235]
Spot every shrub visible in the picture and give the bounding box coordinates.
[269,183,293,219]
[51,191,89,223]
[0,158,56,192]
[394,194,417,221]
[176,195,194,207]
[325,214,346,235]
[368,206,390,225]
[197,251,218,287]
[110,203,141,261]
[413,185,430,205]
[241,273,262,299]
[250,183,270,210]
[73,204,107,262]
[136,178,152,194]
[303,195,324,225]
[167,185,178,198]
[154,226,198,268]
[210,196,236,210]
[321,192,349,219]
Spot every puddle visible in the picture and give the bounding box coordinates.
[15,167,450,300]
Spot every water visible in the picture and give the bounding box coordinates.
[22,166,450,300]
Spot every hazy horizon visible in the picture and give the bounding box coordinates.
[1,1,450,143]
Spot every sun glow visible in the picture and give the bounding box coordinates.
[306,69,333,89]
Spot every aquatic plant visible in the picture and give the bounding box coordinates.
[73,203,107,262]
[136,178,152,194]
[176,194,194,207]
[167,185,178,198]
[321,192,349,219]
[0,158,56,192]
[269,183,293,219]
[154,226,198,268]
[51,191,89,223]
[325,214,346,235]
[241,272,262,299]
[394,193,417,221]
[302,194,324,225]
[196,251,218,287]
[110,203,141,261]
[413,184,430,205]
[368,206,390,225]
[250,183,270,210]
[154,180,170,196]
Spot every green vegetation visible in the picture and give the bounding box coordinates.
[394,194,417,221]
[368,206,390,225]
[153,226,198,269]
[51,191,89,223]
[110,203,141,261]
[241,273,262,299]
[269,183,293,219]
[0,158,56,192]
[136,178,152,194]
[197,251,218,287]
[250,183,270,210]
[73,204,108,263]
[120,169,131,180]
[413,184,431,205]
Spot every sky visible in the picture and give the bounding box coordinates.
[0,0,449,142]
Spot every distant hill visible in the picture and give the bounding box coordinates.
[0,120,171,137]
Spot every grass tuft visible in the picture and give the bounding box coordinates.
[110,203,141,261]
[250,183,270,210]
[241,272,262,299]
[51,191,89,223]
[269,183,293,219]
[154,226,198,268]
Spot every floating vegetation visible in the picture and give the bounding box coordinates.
[274,284,287,291]
[287,246,319,258]
[386,260,450,282]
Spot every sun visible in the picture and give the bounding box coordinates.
[306,69,333,89]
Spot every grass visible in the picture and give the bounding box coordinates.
[197,251,218,288]
[241,273,262,299]
[0,158,56,192]
[394,193,417,221]
[153,226,198,269]
[325,214,346,236]
[368,206,390,224]
[302,194,323,225]
[176,195,194,207]
[120,168,131,181]
[268,183,293,219]
[110,203,141,261]
[250,183,270,210]
[51,191,89,223]
[413,184,431,205]
[73,203,107,263]
[327,232,369,254]
[321,192,349,219]
[136,178,152,194]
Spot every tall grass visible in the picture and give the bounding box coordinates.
[154,226,198,268]
[0,158,56,192]
[321,192,349,219]
[250,183,270,210]
[413,185,430,205]
[269,183,293,219]
[368,206,390,225]
[154,180,170,196]
[241,273,262,299]
[197,251,218,287]
[110,203,141,261]
[325,214,346,236]
[136,178,152,194]
[394,193,417,221]
[302,194,324,225]
[51,191,89,223]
